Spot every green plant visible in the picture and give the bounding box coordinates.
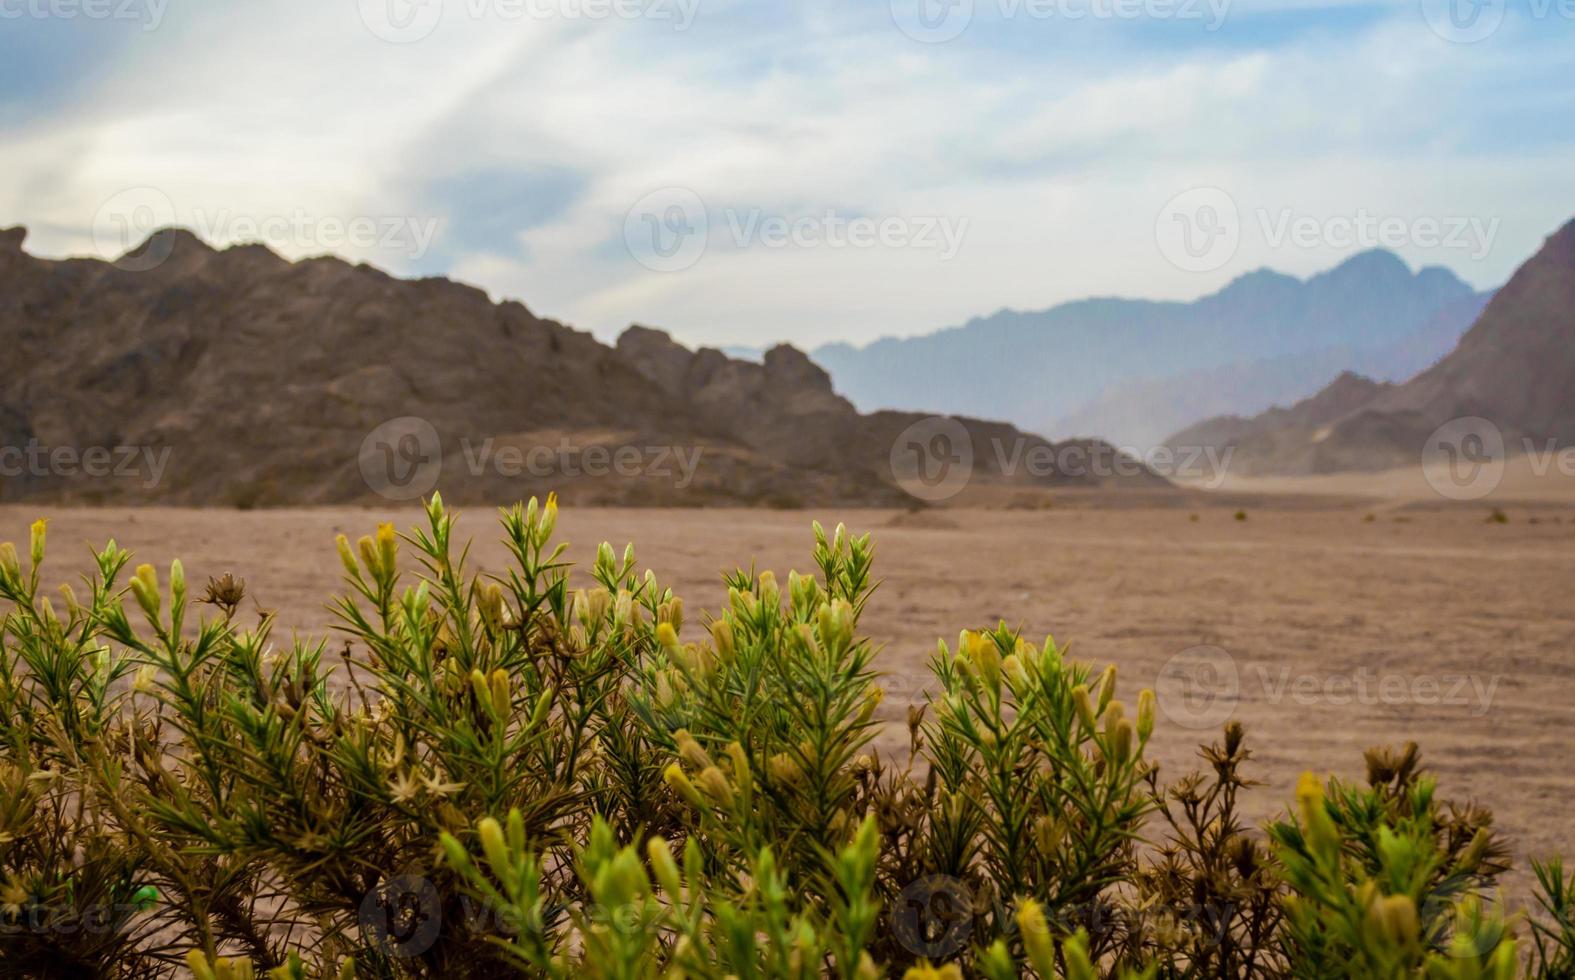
[0,499,1564,979]
[1528,857,1575,977]
[1268,745,1515,979]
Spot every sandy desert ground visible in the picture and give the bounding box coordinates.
[5,490,1573,900]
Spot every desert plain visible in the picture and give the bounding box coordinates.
[5,483,1573,900]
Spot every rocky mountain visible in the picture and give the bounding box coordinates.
[811,250,1486,445]
[0,226,1165,506]
[1166,218,1575,476]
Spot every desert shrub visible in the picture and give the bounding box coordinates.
[0,499,1564,979]
[1267,743,1516,979]
[1527,858,1575,977]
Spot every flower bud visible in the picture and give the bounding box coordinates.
[674,729,714,771]
[489,668,510,717]
[130,563,161,621]
[1136,689,1156,742]
[470,669,491,712]
[1063,931,1098,980]
[529,688,554,729]
[478,816,511,882]
[438,831,473,873]
[1072,685,1097,732]
[658,596,684,633]
[697,766,734,807]
[1296,771,1340,859]
[1367,893,1420,946]
[480,583,506,631]
[818,600,852,649]
[28,518,46,569]
[540,491,559,539]
[169,559,185,607]
[1101,700,1125,738]
[0,542,19,581]
[664,764,707,810]
[647,837,682,898]
[376,523,398,578]
[855,686,884,725]
[357,535,380,579]
[1096,665,1118,712]
[709,618,735,660]
[968,633,1002,691]
[1002,654,1029,689]
[1107,719,1135,764]
[726,742,753,804]
[1015,898,1057,979]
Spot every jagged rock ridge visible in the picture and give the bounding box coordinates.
[0,227,1166,506]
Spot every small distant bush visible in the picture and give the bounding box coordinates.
[1487,508,1510,524]
[1234,510,1248,522]
[0,498,1562,978]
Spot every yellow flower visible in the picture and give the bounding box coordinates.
[388,770,420,803]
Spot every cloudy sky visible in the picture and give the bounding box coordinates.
[2,0,1571,349]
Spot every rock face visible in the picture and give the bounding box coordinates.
[1165,218,1575,477]
[0,227,1166,506]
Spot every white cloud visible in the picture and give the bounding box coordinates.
[1,0,1569,349]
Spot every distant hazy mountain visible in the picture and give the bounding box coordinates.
[1165,218,1575,476]
[811,250,1486,446]
[1050,291,1491,449]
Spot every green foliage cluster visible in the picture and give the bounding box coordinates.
[0,497,1568,979]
